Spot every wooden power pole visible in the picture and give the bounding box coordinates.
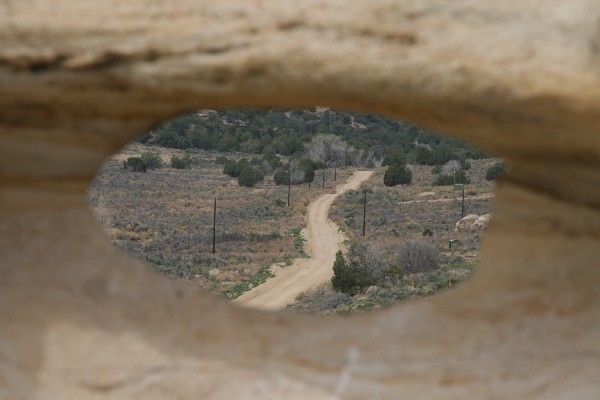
[461,186,465,218]
[212,197,216,254]
[362,192,367,237]
[334,160,337,181]
[345,147,348,169]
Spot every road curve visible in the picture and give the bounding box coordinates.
[234,170,374,311]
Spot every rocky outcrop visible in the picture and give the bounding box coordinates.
[456,214,490,231]
[1,1,599,399]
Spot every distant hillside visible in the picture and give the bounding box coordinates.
[140,109,488,163]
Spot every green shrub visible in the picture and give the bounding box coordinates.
[309,160,326,170]
[303,167,315,184]
[298,158,318,183]
[268,157,283,170]
[465,148,489,159]
[123,157,146,172]
[331,251,358,295]
[250,157,263,166]
[331,243,389,295]
[263,148,283,169]
[382,148,405,167]
[215,156,229,165]
[422,228,433,237]
[274,162,314,185]
[262,146,278,160]
[414,145,459,166]
[236,158,250,174]
[298,157,323,171]
[460,158,471,171]
[485,162,505,181]
[432,170,470,186]
[140,151,163,169]
[414,147,433,165]
[171,154,192,169]
[238,166,264,187]
[223,160,237,177]
[273,168,289,185]
[383,164,412,186]
[224,158,250,177]
[431,165,442,174]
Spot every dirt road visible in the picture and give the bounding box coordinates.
[234,170,374,311]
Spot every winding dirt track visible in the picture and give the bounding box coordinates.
[235,170,374,311]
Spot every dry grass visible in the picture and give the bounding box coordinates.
[88,143,354,298]
[330,161,498,256]
[89,142,499,311]
[287,159,499,314]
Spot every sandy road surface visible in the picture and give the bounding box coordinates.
[234,170,374,311]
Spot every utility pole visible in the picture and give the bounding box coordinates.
[461,186,465,218]
[212,197,216,254]
[454,183,465,219]
[322,169,325,188]
[334,160,337,181]
[345,146,348,169]
[287,167,291,207]
[362,191,367,237]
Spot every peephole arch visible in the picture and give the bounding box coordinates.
[4,2,600,398]
[89,108,501,315]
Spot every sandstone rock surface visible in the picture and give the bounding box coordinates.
[1,1,599,399]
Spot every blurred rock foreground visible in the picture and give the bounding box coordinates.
[1,1,599,399]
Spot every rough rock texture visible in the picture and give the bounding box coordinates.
[456,214,490,231]
[1,1,599,399]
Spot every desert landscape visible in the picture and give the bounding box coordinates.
[3,2,599,398]
[88,109,500,314]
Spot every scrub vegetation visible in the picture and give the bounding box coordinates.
[89,108,502,310]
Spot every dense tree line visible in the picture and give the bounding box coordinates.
[134,109,491,187]
[141,109,488,163]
